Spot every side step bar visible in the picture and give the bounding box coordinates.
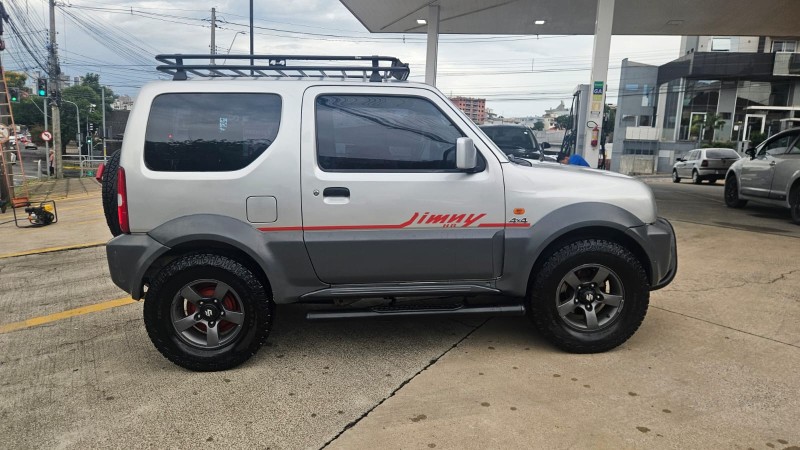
[306,303,526,321]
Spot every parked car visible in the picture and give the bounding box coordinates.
[102,54,676,371]
[9,134,37,150]
[724,127,800,224]
[672,148,740,184]
[479,124,558,162]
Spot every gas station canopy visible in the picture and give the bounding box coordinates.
[340,0,800,36]
[339,0,800,162]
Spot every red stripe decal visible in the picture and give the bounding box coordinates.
[259,219,531,232]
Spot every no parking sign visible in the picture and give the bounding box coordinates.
[41,131,53,142]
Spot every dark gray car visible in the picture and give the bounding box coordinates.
[724,127,800,224]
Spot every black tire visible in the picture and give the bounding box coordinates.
[692,170,702,184]
[790,184,800,225]
[528,239,649,354]
[144,253,273,371]
[101,150,122,236]
[724,175,748,208]
[671,170,681,183]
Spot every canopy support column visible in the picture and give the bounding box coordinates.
[581,0,614,167]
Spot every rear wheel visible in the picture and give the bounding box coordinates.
[724,175,748,208]
[101,150,122,236]
[692,170,702,184]
[528,240,649,353]
[790,185,800,225]
[144,253,273,371]
[672,170,681,183]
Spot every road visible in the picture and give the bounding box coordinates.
[0,176,798,449]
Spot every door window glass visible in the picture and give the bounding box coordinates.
[315,95,473,171]
[145,93,281,172]
[760,133,799,157]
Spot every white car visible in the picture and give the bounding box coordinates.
[672,148,741,184]
[102,54,677,371]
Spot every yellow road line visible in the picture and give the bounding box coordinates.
[0,241,107,259]
[0,297,137,334]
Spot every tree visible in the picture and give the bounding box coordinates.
[5,70,28,90]
[691,113,725,144]
[57,74,116,151]
[554,115,570,130]
[533,120,544,131]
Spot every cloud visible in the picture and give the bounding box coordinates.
[6,0,680,116]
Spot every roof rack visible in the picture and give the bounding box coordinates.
[155,54,410,82]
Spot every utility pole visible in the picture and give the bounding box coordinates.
[101,86,106,159]
[48,0,63,178]
[210,7,216,64]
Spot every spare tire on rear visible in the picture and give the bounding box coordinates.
[102,150,122,236]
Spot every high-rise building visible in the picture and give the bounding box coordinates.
[449,96,486,124]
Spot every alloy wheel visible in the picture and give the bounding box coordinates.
[554,264,625,331]
[170,278,245,349]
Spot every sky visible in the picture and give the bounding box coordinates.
[3,0,682,117]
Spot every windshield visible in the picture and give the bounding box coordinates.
[705,149,740,159]
[480,126,540,158]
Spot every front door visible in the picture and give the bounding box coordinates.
[299,87,506,285]
[741,130,799,197]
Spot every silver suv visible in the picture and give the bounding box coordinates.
[724,127,800,224]
[103,55,677,371]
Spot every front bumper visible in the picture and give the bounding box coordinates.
[106,233,170,299]
[629,217,677,290]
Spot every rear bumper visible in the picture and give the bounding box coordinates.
[697,168,728,177]
[629,218,677,290]
[106,233,170,299]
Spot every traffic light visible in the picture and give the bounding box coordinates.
[37,78,47,96]
[9,88,19,103]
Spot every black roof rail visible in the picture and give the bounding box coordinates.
[155,54,410,82]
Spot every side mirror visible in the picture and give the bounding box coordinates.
[745,148,755,159]
[676,158,684,162]
[541,142,551,149]
[456,137,477,171]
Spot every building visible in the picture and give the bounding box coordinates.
[449,96,486,124]
[542,100,570,129]
[112,95,135,111]
[613,35,800,174]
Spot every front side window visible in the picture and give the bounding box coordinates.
[760,132,799,157]
[315,95,470,171]
[145,93,281,172]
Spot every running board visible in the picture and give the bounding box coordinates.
[299,283,501,301]
[306,303,526,321]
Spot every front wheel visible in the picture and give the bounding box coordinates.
[724,175,748,208]
[144,253,273,371]
[528,240,649,353]
[790,185,800,225]
[672,170,681,183]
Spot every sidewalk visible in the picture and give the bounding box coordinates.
[0,177,111,258]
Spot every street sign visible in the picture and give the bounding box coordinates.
[41,131,53,142]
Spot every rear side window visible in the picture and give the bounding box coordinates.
[315,95,472,171]
[145,93,281,172]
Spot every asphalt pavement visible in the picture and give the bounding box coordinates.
[0,176,799,449]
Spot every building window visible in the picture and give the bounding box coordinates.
[772,40,797,52]
[711,38,731,52]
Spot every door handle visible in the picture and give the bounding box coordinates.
[323,187,350,197]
